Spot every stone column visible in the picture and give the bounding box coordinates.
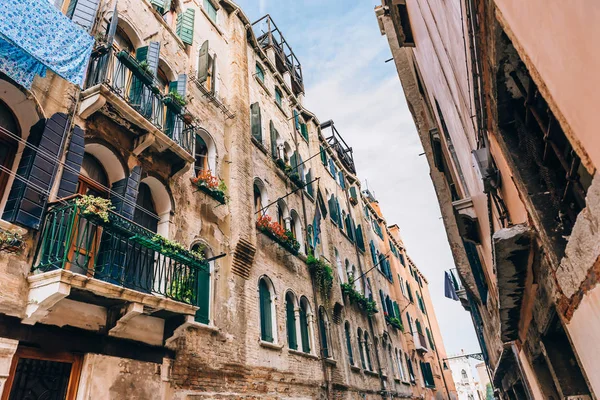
[284,217,292,232]
[0,338,18,394]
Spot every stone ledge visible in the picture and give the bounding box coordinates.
[289,349,318,360]
[259,340,283,351]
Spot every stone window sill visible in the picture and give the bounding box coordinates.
[364,370,379,377]
[350,365,361,373]
[251,137,268,155]
[401,380,411,386]
[187,321,219,333]
[289,349,318,359]
[259,340,283,351]
[324,357,337,366]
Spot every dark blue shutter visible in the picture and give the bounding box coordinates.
[2,113,69,229]
[110,166,141,220]
[56,125,85,199]
[69,0,100,33]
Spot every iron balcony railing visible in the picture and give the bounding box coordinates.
[34,198,208,306]
[85,46,195,156]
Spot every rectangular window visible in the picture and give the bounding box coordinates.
[275,87,282,107]
[203,0,217,23]
[255,63,265,82]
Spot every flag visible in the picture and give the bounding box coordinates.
[444,271,459,301]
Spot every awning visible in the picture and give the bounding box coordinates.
[0,0,94,89]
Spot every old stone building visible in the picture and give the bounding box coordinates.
[0,0,456,398]
[377,0,600,399]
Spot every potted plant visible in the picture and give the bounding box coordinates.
[256,214,300,255]
[116,51,154,85]
[0,229,24,254]
[164,91,187,113]
[306,254,334,303]
[75,195,114,223]
[192,170,228,204]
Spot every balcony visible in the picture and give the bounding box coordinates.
[320,120,356,174]
[414,332,428,354]
[252,15,304,96]
[24,198,206,346]
[79,46,195,176]
[448,268,468,309]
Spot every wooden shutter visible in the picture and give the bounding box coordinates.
[349,186,357,201]
[338,171,345,189]
[147,42,161,76]
[177,74,187,96]
[379,291,387,314]
[300,123,308,141]
[426,328,435,350]
[319,145,326,165]
[197,41,209,83]
[195,265,211,324]
[259,280,273,342]
[318,311,329,358]
[406,313,413,335]
[305,170,313,196]
[269,121,278,159]
[176,8,195,45]
[369,241,377,266]
[286,299,297,350]
[110,166,141,220]
[210,53,217,94]
[57,125,85,199]
[355,225,365,251]
[106,4,119,46]
[150,0,168,13]
[250,103,262,142]
[2,114,69,230]
[293,110,300,131]
[68,0,100,33]
[299,306,310,353]
[358,332,366,368]
[345,324,354,365]
[290,152,297,171]
[394,302,401,320]
[328,159,335,176]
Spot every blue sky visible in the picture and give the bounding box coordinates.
[235,0,480,356]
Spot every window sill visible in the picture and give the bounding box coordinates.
[255,75,272,96]
[324,357,337,366]
[187,320,219,333]
[394,377,401,383]
[304,191,315,202]
[289,349,318,359]
[259,340,283,351]
[275,101,289,118]
[200,7,225,37]
[364,370,379,377]
[251,136,269,155]
[401,380,411,386]
[0,219,28,235]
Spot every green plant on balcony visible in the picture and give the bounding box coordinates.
[164,91,187,113]
[306,254,334,304]
[340,281,378,317]
[0,229,24,253]
[151,234,205,262]
[385,315,404,332]
[287,171,303,188]
[116,51,154,85]
[75,195,114,223]
[192,170,228,204]
[256,214,300,255]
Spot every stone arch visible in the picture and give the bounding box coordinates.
[84,142,128,185]
[140,175,172,237]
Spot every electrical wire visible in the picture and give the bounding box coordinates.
[0,125,159,220]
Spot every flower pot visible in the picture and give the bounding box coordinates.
[164,95,184,114]
[117,51,154,85]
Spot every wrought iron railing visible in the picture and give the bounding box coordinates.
[34,198,207,306]
[85,46,195,156]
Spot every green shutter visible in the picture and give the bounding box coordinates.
[66,0,78,18]
[349,186,357,202]
[306,170,313,197]
[319,311,329,358]
[259,280,273,342]
[293,109,300,131]
[151,0,166,13]
[394,302,401,320]
[320,145,327,165]
[286,299,297,350]
[345,324,354,365]
[251,103,262,142]
[176,8,195,45]
[270,121,278,158]
[300,123,309,141]
[195,266,210,324]
[290,151,298,171]
[356,225,365,251]
[426,328,435,350]
[407,313,413,335]
[300,306,310,353]
[369,241,377,265]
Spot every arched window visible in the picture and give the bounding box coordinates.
[78,153,109,197]
[290,209,304,253]
[194,130,217,175]
[344,321,354,365]
[0,100,19,204]
[306,225,314,255]
[364,332,373,371]
[334,248,344,283]
[285,291,298,350]
[192,242,213,324]
[259,277,276,343]
[299,296,312,354]
[195,134,208,174]
[134,182,159,232]
[253,178,267,216]
[318,307,331,359]
[357,328,366,369]
[396,349,407,381]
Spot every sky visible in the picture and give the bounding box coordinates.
[235,0,481,356]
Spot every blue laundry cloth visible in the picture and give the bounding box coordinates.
[0,0,94,88]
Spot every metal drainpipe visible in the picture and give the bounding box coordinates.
[343,185,388,399]
[416,281,451,400]
[293,117,332,399]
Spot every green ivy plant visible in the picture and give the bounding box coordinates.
[340,281,378,317]
[151,234,205,261]
[138,60,151,75]
[306,254,334,305]
[169,91,187,107]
